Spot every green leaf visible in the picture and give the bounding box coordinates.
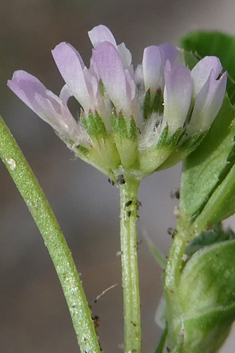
[181,49,199,70]
[182,303,234,353]
[177,240,235,353]
[185,223,233,258]
[179,95,235,232]
[147,241,167,269]
[180,240,235,310]
[154,326,168,353]
[180,31,235,105]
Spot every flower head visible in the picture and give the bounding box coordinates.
[8,25,227,181]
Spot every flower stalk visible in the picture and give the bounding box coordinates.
[119,175,141,353]
[0,116,101,353]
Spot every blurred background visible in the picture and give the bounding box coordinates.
[0,0,235,352]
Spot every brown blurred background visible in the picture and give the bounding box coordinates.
[0,1,235,352]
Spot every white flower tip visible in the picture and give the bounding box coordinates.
[88,24,116,48]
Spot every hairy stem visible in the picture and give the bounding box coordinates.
[120,176,141,353]
[0,117,101,353]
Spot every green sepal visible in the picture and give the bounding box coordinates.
[152,89,164,115]
[80,112,107,139]
[156,125,169,147]
[143,89,151,120]
[76,144,90,154]
[143,89,164,121]
[129,117,137,141]
[180,31,235,105]
[110,111,128,138]
[174,239,235,353]
[155,126,182,150]
[110,111,138,169]
[75,138,121,177]
[139,126,205,175]
[179,94,235,232]
[156,131,205,172]
[166,128,183,147]
[139,145,172,176]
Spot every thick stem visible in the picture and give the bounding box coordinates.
[120,176,141,353]
[0,117,101,353]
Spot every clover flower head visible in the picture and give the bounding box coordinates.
[8,25,227,181]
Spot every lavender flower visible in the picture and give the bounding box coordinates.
[8,25,227,180]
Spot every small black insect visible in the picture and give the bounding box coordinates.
[170,188,180,199]
[92,315,100,329]
[167,227,177,238]
[125,200,132,207]
[116,174,125,185]
[127,211,131,217]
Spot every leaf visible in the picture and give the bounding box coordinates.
[182,303,235,353]
[185,223,233,258]
[179,94,235,232]
[177,240,235,353]
[154,326,168,353]
[179,240,235,312]
[147,239,167,269]
[180,31,235,105]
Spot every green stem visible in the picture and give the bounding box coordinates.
[164,234,186,293]
[164,221,192,349]
[120,176,141,353]
[0,117,101,353]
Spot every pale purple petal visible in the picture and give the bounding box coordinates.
[135,64,144,86]
[163,65,193,134]
[52,42,91,110]
[143,46,163,91]
[125,69,136,100]
[59,84,72,104]
[159,43,177,65]
[117,42,132,67]
[187,71,227,135]
[93,41,131,113]
[7,70,46,115]
[88,25,116,48]
[191,56,222,97]
[164,59,172,72]
[82,68,98,104]
[89,25,132,68]
[7,71,88,144]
